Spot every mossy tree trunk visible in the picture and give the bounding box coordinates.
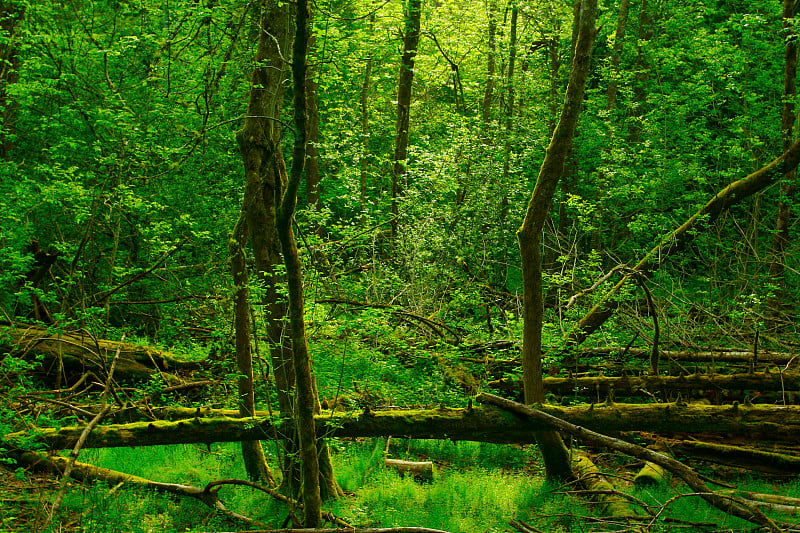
[391,0,422,238]
[233,0,293,486]
[274,0,321,524]
[516,0,597,482]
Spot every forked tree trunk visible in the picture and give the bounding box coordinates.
[391,0,422,238]
[516,0,597,482]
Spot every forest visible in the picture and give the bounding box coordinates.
[1,0,800,531]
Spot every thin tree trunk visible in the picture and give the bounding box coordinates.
[276,0,321,524]
[591,0,631,253]
[359,15,375,216]
[391,0,422,238]
[306,24,321,212]
[606,0,630,111]
[481,0,497,129]
[501,5,518,181]
[230,216,276,486]
[516,0,597,482]
[767,0,797,326]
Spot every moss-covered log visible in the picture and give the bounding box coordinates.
[664,439,800,475]
[489,371,800,397]
[0,324,201,379]
[10,402,800,451]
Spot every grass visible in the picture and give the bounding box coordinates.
[7,434,800,532]
[23,439,573,533]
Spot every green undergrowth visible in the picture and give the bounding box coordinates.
[9,438,800,532]
[32,439,578,533]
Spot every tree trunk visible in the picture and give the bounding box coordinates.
[516,0,597,482]
[234,0,294,486]
[359,15,375,216]
[565,137,800,350]
[276,0,321,524]
[391,0,422,238]
[481,0,497,129]
[767,0,798,326]
[500,5,518,182]
[229,216,275,485]
[305,22,321,212]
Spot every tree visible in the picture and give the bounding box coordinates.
[516,0,597,481]
[391,0,422,238]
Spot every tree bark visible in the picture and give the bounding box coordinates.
[489,371,800,397]
[767,0,798,325]
[305,21,321,212]
[359,26,374,216]
[1,324,198,380]
[391,0,422,238]
[229,216,274,485]
[516,0,597,481]
[565,137,800,350]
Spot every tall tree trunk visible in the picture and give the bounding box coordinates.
[516,0,597,482]
[767,0,797,327]
[359,13,375,217]
[276,0,321,524]
[229,216,275,486]
[233,0,292,486]
[501,5,518,181]
[391,0,422,238]
[305,24,321,212]
[627,0,652,144]
[606,0,631,111]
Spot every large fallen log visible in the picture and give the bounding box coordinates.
[0,324,202,379]
[489,371,800,397]
[9,401,800,451]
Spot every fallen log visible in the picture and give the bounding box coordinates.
[489,371,800,397]
[573,452,640,517]
[0,324,202,380]
[470,348,800,367]
[9,401,800,451]
[477,392,785,533]
[664,439,800,475]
